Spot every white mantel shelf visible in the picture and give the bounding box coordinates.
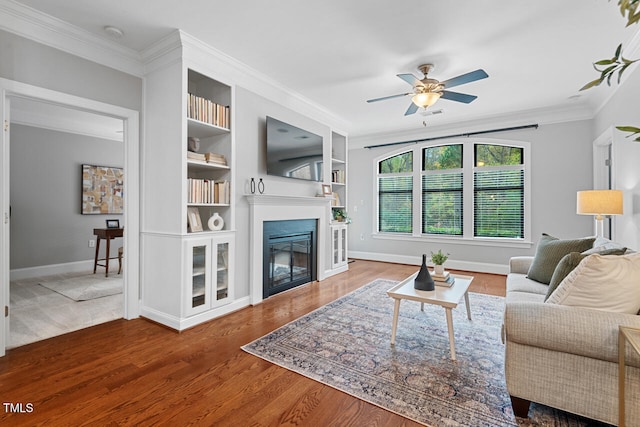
[246,194,332,206]
[246,193,332,305]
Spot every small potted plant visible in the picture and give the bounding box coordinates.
[332,208,351,224]
[430,249,449,275]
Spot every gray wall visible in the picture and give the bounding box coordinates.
[1,30,141,271]
[10,124,124,269]
[347,120,595,269]
[0,30,142,111]
[233,86,332,299]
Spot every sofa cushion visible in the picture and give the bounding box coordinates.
[506,273,549,295]
[583,236,629,254]
[527,234,595,284]
[544,248,628,301]
[546,252,640,314]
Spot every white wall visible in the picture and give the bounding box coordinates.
[347,120,595,271]
[593,64,640,250]
[233,86,332,299]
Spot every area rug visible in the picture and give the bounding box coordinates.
[39,274,123,301]
[242,279,608,427]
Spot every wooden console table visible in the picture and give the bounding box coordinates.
[93,227,124,277]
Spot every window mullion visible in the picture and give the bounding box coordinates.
[463,145,474,239]
[412,147,422,237]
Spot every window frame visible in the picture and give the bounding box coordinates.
[373,138,531,247]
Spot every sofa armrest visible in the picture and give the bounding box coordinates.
[509,256,533,275]
[504,301,640,367]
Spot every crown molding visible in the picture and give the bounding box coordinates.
[141,29,350,133]
[0,0,143,77]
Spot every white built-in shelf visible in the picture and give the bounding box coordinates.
[331,158,346,165]
[187,118,229,138]
[187,203,230,207]
[331,182,345,186]
[187,159,230,171]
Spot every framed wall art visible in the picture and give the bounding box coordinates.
[81,164,124,214]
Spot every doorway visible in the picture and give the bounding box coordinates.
[1,78,140,357]
[593,127,615,239]
[9,98,124,347]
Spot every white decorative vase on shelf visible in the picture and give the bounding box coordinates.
[208,212,224,231]
[434,264,445,275]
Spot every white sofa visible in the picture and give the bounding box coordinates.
[504,255,640,425]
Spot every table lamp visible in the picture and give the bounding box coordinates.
[576,190,623,237]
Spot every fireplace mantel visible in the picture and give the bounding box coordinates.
[246,194,331,304]
[246,194,332,207]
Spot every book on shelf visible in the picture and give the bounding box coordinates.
[187,93,230,129]
[434,275,455,287]
[187,151,206,161]
[187,178,230,204]
[205,152,227,165]
[331,169,346,184]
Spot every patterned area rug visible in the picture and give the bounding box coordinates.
[39,274,123,301]
[242,279,609,427]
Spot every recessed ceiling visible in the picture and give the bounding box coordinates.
[11,0,640,137]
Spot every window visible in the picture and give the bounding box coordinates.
[474,144,524,238]
[376,141,528,240]
[378,152,412,233]
[422,145,463,235]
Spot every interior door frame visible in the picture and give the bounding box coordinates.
[593,126,615,239]
[0,78,140,357]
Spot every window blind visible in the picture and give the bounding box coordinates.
[422,172,463,235]
[474,169,524,238]
[378,176,412,233]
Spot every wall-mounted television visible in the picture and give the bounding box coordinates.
[266,116,323,182]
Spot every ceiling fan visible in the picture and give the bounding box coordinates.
[367,64,488,116]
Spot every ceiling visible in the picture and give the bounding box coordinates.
[10,0,640,137]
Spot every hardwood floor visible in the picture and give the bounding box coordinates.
[0,260,506,426]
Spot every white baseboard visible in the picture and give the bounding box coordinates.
[141,296,252,331]
[348,251,509,275]
[10,259,119,281]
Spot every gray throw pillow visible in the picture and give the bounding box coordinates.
[527,234,595,285]
[544,248,628,301]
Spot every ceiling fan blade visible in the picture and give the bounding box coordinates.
[440,90,478,104]
[441,69,488,89]
[397,73,422,86]
[366,93,411,103]
[404,102,419,116]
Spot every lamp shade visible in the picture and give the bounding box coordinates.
[576,190,623,216]
[411,91,441,108]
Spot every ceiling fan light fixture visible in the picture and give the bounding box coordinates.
[411,91,441,108]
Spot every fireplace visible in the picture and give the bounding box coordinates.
[247,194,330,305]
[263,219,317,298]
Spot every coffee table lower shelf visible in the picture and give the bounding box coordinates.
[387,272,474,361]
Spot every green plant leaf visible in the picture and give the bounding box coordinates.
[615,125,640,133]
[579,78,603,91]
[615,43,623,59]
[594,59,615,66]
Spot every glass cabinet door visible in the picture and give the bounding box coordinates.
[186,240,211,316]
[340,226,347,264]
[191,244,208,309]
[333,227,340,265]
[215,242,229,302]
